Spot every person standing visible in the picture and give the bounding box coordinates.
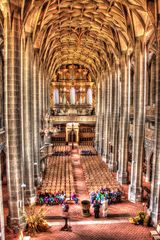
[93,200,100,218]
[102,199,108,217]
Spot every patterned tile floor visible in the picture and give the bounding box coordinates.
[31,222,153,240]
[4,150,154,240]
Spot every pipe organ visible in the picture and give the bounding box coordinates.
[50,64,96,116]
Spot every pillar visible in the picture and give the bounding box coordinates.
[129,38,145,202]
[39,67,44,146]
[42,72,46,116]
[101,74,107,156]
[149,13,160,225]
[0,153,5,240]
[145,153,152,183]
[109,63,119,171]
[107,71,113,163]
[99,75,105,155]
[150,55,156,105]
[22,35,35,201]
[117,52,129,184]
[4,8,24,226]
[102,73,108,161]
[95,81,100,151]
[103,71,111,163]
[33,54,41,186]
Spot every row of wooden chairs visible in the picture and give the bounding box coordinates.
[79,145,97,155]
[41,156,75,196]
[79,142,93,146]
[52,142,66,146]
[53,145,71,152]
[81,156,122,193]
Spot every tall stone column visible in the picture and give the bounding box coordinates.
[107,71,113,164]
[109,63,119,171]
[95,81,100,151]
[145,152,152,183]
[0,153,5,240]
[45,76,50,114]
[101,74,107,156]
[33,54,41,186]
[39,67,44,139]
[129,38,145,202]
[117,52,129,184]
[149,15,160,226]
[4,8,23,226]
[103,71,111,163]
[97,79,103,154]
[150,55,156,105]
[22,35,35,201]
[99,75,105,154]
[42,72,46,116]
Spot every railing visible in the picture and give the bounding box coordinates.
[49,115,97,123]
[146,106,155,117]
[130,106,155,118]
[129,124,154,140]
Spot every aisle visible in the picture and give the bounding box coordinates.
[71,148,89,200]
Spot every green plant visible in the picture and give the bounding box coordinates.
[129,211,150,226]
[24,205,49,236]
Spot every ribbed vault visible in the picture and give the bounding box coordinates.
[1,0,155,79]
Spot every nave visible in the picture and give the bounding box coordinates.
[1,1,160,239]
[14,145,152,240]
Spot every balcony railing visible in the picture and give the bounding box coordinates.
[130,124,154,140]
[49,115,96,124]
[130,106,155,119]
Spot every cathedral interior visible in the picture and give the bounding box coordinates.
[0,0,160,239]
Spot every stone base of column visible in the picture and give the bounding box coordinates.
[94,142,98,152]
[34,174,42,187]
[128,185,142,202]
[7,214,25,229]
[108,154,117,172]
[97,147,102,155]
[117,171,128,184]
[108,163,117,172]
[105,154,109,164]
[25,190,36,205]
[148,208,160,227]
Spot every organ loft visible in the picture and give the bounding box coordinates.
[0,0,160,239]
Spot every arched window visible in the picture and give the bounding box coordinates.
[70,87,76,104]
[54,88,59,104]
[87,88,92,105]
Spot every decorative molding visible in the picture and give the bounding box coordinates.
[130,124,155,141]
[130,106,155,118]
[49,115,96,124]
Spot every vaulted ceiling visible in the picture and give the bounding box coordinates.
[0,0,156,79]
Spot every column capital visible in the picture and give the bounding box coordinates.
[0,1,9,17]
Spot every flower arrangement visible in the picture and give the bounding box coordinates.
[129,211,150,226]
[24,205,49,236]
